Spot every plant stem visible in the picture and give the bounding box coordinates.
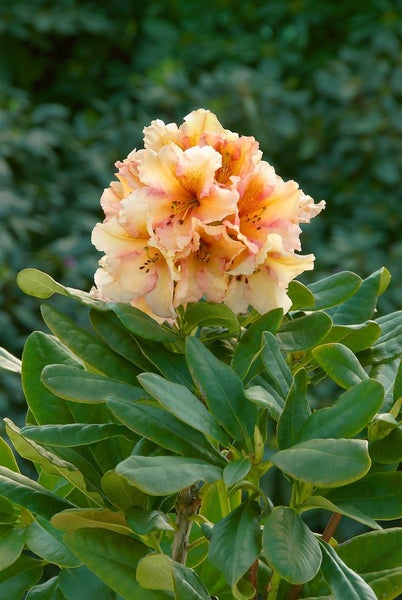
[172,484,202,564]
[285,512,343,600]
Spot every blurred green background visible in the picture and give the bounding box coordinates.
[1,0,401,424]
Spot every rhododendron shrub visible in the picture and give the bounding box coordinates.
[0,111,401,600]
[91,109,325,318]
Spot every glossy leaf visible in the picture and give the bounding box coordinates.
[0,347,21,373]
[245,385,284,421]
[322,471,402,519]
[116,455,222,495]
[0,437,20,472]
[138,341,193,387]
[319,539,377,600]
[261,331,292,398]
[183,301,240,337]
[270,438,371,488]
[51,508,131,536]
[186,336,257,445]
[40,304,136,384]
[369,426,402,463]
[336,527,402,572]
[0,526,25,570]
[136,553,174,591]
[138,372,229,447]
[22,423,132,447]
[231,309,283,380]
[262,506,321,584]
[25,576,60,600]
[208,501,261,598]
[58,565,113,600]
[223,458,252,487]
[287,280,315,310]
[307,271,362,309]
[109,302,178,342]
[277,369,310,450]
[299,379,384,441]
[24,516,82,567]
[173,561,212,600]
[301,495,380,531]
[127,506,174,535]
[108,397,223,464]
[101,470,148,511]
[312,343,368,388]
[0,555,43,599]
[277,312,332,351]
[0,466,75,520]
[322,321,381,353]
[63,528,170,599]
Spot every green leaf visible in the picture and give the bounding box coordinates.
[63,528,170,600]
[307,271,362,309]
[262,507,321,584]
[109,302,178,342]
[299,379,384,441]
[0,555,43,599]
[138,341,193,387]
[270,438,371,488]
[0,467,75,520]
[127,507,174,535]
[261,331,292,398]
[25,576,61,600]
[41,364,143,404]
[369,426,402,463]
[24,516,82,567]
[40,304,136,384]
[328,268,391,325]
[322,471,402,519]
[22,423,132,447]
[186,337,257,445]
[302,495,381,531]
[173,561,211,600]
[108,397,223,464]
[336,527,402,572]
[319,539,377,600]
[368,412,399,441]
[116,455,222,495]
[183,302,240,337]
[277,369,310,450]
[101,470,148,511]
[287,280,315,310]
[138,372,229,447]
[0,496,19,525]
[0,437,20,472]
[58,565,113,600]
[223,458,252,487]
[321,321,381,353]
[0,526,25,570]
[231,308,283,380]
[51,508,131,536]
[136,553,174,591]
[0,347,21,373]
[208,501,261,599]
[360,320,402,365]
[22,332,80,425]
[312,343,368,388]
[277,312,332,351]
[245,385,284,421]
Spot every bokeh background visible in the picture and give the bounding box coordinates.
[1,0,401,427]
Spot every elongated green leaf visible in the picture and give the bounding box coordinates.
[116,455,222,495]
[24,516,82,567]
[5,420,103,506]
[301,495,380,530]
[208,501,261,598]
[322,471,402,520]
[0,438,20,472]
[262,507,321,584]
[101,470,148,511]
[40,304,136,384]
[138,372,229,447]
[127,507,174,535]
[299,379,383,442]
[51,508,131,536]
[328,268,391,325]
[321,321,381,353]
[63,528,170,599]
[231,309,283,380]
[336,527,402,573]
[110,302,178,342]
[312,342,368,388]
[136,553,174,591]
[261,331,292,398]
[108,397,223,465]
[41,364,144,404]
[223,458,252,487]
[0,555,43,598]
[270,438,371,488]
[245,385,284,421]
[369,426,402,463]
[368,412,399,442]
[0,347,21,373]
[58,565,113,600]
[139,340,193,387]
[0,467,74,520]
[393,357,402,401]
[319,540,377,600]
[0,496,19,525]
[307,271,362,309]
[22,331,80,425]
[362,569,402,600]
[183,302,240,337]
[0,526,25,570]
[287,280,315,310]
[186,337,257,445]
[25,575,60,599]
[277,312,332,351]
[173,561,212,600]
[277,369,310,450]
[360,328,402,365]
[22,423,132,447]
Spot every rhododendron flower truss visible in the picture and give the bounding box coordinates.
[91,108,325,320]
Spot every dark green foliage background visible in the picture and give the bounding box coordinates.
[1,0,401,421]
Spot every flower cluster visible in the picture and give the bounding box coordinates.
[91,109,325,319]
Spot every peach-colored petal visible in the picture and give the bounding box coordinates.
[178,108,233,148]
[143,119,179,151]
